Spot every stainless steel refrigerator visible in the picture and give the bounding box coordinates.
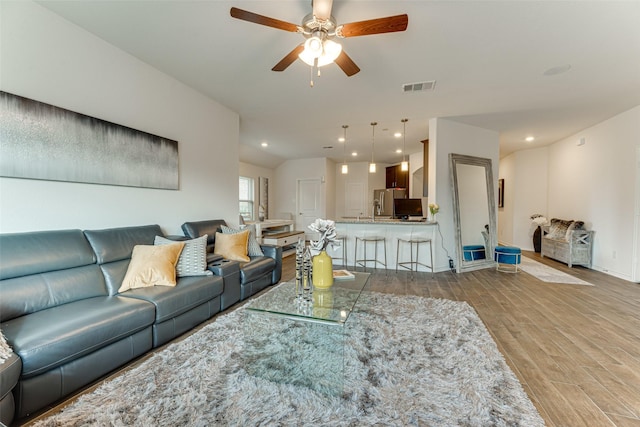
[373,189,407,217]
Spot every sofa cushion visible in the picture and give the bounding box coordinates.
[546,219,574,240]
[0,230,106,321]
[565,220,585,240]
[181,220,227,253]
[84,225,165,296]
[119,275,224,323]
[0,229,96,281]
[240,257,276,284]
[155,235,212,277]
[1,296,155,378]
[214,231,250,262]
[221,225,264,257]
[84,225,163,264]
[119,243,185,292]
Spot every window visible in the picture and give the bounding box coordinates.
[239,176,254,221]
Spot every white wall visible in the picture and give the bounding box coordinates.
[499,105,640,281]
[547,106,640,280]
[239,162,275,223]
[498,147,549,249]
[273,157,330,222]
[0,1,239,235]
[430,118,500,272]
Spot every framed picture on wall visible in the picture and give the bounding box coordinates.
[498,179,504,208]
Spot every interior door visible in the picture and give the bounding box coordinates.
[345,182,366,217]
[297,178,323,239]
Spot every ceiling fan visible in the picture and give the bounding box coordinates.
[230,0,408,78]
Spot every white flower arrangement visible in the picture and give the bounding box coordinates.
[429,203,440,216]
[308,218,339,253]
[530,214,548,226]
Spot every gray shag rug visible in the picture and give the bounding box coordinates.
[34,291,544,426]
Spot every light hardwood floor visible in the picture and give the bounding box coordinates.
[324,253,640,427]
[23,252,640,426]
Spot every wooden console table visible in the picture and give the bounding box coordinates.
[246,220,302,257]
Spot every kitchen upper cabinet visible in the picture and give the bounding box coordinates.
[386,165,408,189]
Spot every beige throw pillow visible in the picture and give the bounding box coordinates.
[119,243,185,293]
[214,230,250,262]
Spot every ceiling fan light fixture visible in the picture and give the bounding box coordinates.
[304,35,323,57]
[299,38,342,67]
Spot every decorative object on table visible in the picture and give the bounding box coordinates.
[295,237,305,300]
[530,214,548,253]
[303,245,313,301]
[308,219,340,289]
[428,202,440,221]
[332,269,355,281]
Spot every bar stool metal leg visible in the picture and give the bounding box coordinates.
[396,238,434,278]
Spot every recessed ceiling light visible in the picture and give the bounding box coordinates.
[395,149,402,153]
[351,152,358,157]
[261,142,268,147]
[543,64,571,76]
[394,132,402,138]
[338,137,345,142]
[525,136,535,142]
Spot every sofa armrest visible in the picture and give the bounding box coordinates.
[260,244,283,284]
[207,259,241,310]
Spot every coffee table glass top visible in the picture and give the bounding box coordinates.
[246,272,370,325]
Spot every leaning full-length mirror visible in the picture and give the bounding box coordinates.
[449,154,497,272]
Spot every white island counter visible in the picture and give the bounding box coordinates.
[330,219,437,272]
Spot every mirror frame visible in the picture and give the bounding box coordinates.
[449,153,497,272]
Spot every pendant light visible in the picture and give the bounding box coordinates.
[401,118,409,171]
[341,125,349,174]
[369,122,377,173]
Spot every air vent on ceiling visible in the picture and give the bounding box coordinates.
[402,80,436,92]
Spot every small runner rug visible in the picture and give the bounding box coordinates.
[521,256,593,285]
[33,291,544,426]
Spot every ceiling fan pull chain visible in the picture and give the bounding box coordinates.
[310,63,314,87]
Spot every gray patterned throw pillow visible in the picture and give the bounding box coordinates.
[154,235,212,277]
[221,224,264,257]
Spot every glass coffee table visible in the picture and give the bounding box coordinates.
[243,272,370,396]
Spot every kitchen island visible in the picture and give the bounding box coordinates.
[330,218,437,272]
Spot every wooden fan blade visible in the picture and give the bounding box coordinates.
[334,50,360,76]
[312,0,333,21]
[339,14,408,37]
[272,45,305,72]
[230,7,299,32]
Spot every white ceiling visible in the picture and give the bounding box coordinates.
[39,1,640,169]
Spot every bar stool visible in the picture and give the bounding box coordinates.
[354,236,387,270]
[396,236,434,276]
[333,235,348,267]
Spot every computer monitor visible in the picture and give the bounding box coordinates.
[393,198,423,220]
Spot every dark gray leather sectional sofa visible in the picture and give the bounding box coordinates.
[0,222,282,424]
[182,219,282,301]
